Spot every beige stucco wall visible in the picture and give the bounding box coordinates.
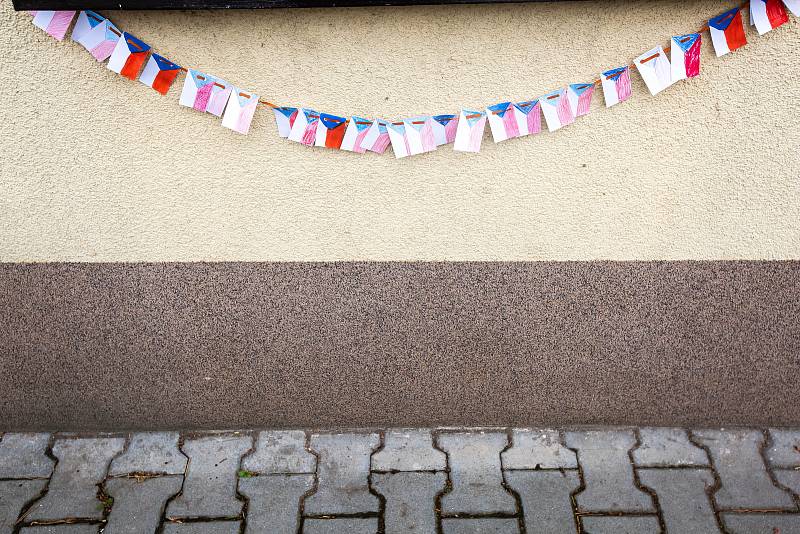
[0,0,798,261]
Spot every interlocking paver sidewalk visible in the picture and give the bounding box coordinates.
[2,427,800,533]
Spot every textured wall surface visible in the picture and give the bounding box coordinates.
[1,0,798,261]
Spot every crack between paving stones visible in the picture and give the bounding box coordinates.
[296,429,321,534]
[566,437,586,534]
[367,429,387,534]
[501,427,528,534]
[760,429,800,511]
[431,430,451,534]
[156,433,192,534]
[687,429,731,534]
[631,428,668,534]
[234,431,257,534]
[13,433,59,532]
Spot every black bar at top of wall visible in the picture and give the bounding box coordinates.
[14,0,577,11]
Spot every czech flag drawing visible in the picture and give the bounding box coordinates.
[431,114,459,146]
[272,107,299,138]
[139,54,181,96]
[567,83,596,118]
[601,66,632,108]
[31,11,76,41]
[709,8,747,57]
[487,102,520,143]
[340,117,372,153]
[541,89,575,132]
[751,0,789,35]
[671,34,702,82]
[72,11,121,62]
[315,114,348,150]
[107,33,150,81]
[512,100,541,137]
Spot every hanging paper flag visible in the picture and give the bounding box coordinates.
[288,108,320,146]
[139,54,181,96]
[206,79,232,117]
[635,46,673,96]
[671,34,702,81]
[567,83,595,118]
[750,0,789,35]
[107,32,150,81]
[512,100,541,137]
[387,122,412,159]
[179,69,215,112]
[272,107,299,138]
[315,113,348,149]
[541,89,575,132]
[453,109,487,153]
[72,11,121,62]
[783,0,800,16]
[340,117,372,153]
[486,102,520,143]
[404,117,438,155]
[221,89,258,135]
[360,120,391,154]
[31,11,75,41]
[431,114,458,146]
[708,8,747,57]
[601,67,632,108]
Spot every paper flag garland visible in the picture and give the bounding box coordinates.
[108,32,150,80]
[22,2,799,157]
[567,83,595,118]
[708,8,747,57]
[72,11,121,61]
[512,101,541,137]
[31,11,75,41]
[360,120,391,154]
[140,54,181,95]
[751,0,789,35]
[431,115,459,146]
[671,34,702,81]
[541,89,574,132]
[221,88,258,134]
[340,117,372,152]
[315,113,348,149]
[601,66,632,108]
[635,46,673,96]
[453,110,487,153]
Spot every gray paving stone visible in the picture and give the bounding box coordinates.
[304,433,380,515]
[581,516,661,533]
[768,430,800,469]
[564,430,654,513]
[372,429,446,472]
[504,470,579,533]
[501,429,577,469]
[372,472,446,534]
[775,469,800,498]
[27,437,125,521]
[162,521,241,534]
[239,474,314,534]
[441,518,520,534]
[722,513,800,533]
[694,429,796,510]
[638,468,718,533]
[104,475,183,534]
[19,526,100,534]
[303,518,379,534]
[633,428,709,467]
[0,433,54,478]
[109,433,186,476]
[437,431,516,515]
[242,431,316,474]
[166,434,251,519]
[0,479,47,531]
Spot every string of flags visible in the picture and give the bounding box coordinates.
[25,0,798,158]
